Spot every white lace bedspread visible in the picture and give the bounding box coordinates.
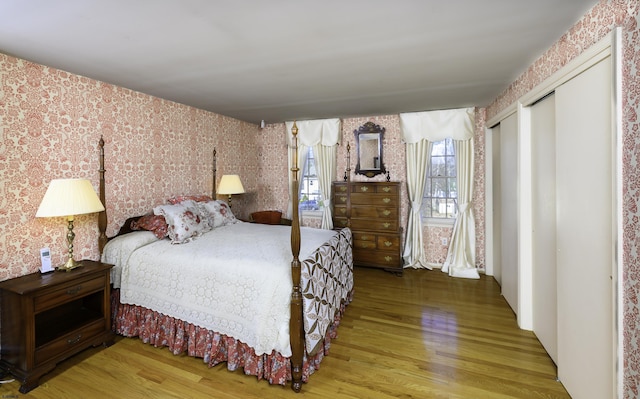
[102,222,352,357]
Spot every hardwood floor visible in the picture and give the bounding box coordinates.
[5,267,570,398]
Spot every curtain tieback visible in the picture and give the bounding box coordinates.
[458,202,471,214]
[410,201,422,215]
[322,199,331,208]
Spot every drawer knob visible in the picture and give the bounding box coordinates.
[383,210,391,216]
[384,241,393,247]
[360,186,369,192]
[361,235,370,240]
[66,286,82,296]
[340,197,346,203]
[384,256,393,262]
[383,198,391,203]
[67,334,82,345]
[340,208,346,214]
[339,186,347,192]
[383,222,391,228]
[383,187,391,192]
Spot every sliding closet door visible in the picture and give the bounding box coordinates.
[530,93,557,364]
[555,58,613,398]
[499,113,518,313]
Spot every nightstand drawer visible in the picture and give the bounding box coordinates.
[35,319,106,365]
[34,275,106,313]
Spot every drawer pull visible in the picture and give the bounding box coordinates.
[361,235,370,240]
[359,243,374,249]
[339,208,346,214]
[384,256,393,262]
[383,210,391,216]
[360,186,369,192]
[382,187,391,192]
[384,241,393,247]
[66,286,82,296]
[383,223,391,228]
[339,186,347,192]
[383,198,391,203]
[340,197,346,203]
[67,334,82,345]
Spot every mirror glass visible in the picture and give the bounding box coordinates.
[354,122,385,177]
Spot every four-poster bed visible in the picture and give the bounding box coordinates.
[97,124,353,392]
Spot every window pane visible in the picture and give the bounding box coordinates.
[423,138,457,220]
[299,147,322,211]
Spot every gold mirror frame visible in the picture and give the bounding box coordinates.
[354,121,386,178]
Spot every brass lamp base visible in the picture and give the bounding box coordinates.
[57,257,82,272]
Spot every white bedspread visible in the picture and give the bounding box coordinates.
[103,222,339,357]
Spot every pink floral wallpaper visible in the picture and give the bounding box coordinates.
[0,55,260,280]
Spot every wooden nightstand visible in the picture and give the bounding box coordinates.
[0,260,114,393]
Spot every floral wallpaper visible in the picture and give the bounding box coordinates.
[486,1,640,397]
[0,55,260,280]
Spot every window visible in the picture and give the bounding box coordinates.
[424,138,457,219]
[299,147,322,212]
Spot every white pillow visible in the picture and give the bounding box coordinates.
[153,200,211,244]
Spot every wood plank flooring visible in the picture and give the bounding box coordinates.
[4,267,570,398]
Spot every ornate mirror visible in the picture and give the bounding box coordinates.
[354,122,385,177]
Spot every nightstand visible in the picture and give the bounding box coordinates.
[0,260,114,393]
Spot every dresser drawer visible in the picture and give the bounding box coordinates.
[350,192,397,206]
[334,194,348,205]
[334,205,348,217]
[34,276,106,313]
[333,217,348,229]
[350,206,397,219]
[351,218,398,232]
[351,183,398,194]
[353,248,402,269]
[377,235,400,250]
[35,319,106,365]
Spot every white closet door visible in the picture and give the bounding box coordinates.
[530,93,558,364]
[555,58,613,398]
[499,113,518,313]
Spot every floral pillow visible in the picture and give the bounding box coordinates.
[167,194,212,205]
[130,214,169,239]
[198,200,238,227]
[153,200,211,244]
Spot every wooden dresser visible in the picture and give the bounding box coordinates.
[332,181,403,274]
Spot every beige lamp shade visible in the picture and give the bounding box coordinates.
[217,175,245,195]
[36,178,105,218]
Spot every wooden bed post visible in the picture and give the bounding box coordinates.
[289,122,304,393]
[212,148,217,198]
[98,136,108,254]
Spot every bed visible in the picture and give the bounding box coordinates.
[96,125,353,392]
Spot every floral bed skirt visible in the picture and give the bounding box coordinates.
[111,289,351,385]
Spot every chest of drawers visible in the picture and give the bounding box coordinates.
[332,181,403,273]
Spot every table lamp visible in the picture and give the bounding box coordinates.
[36,178,105,271]
[217,174,245,208]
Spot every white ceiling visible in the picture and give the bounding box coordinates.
[0,0,598,125]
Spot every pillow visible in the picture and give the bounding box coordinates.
[198,200,238,227]
[153,200,211,244]
[130,214,169,239]
[167,194,212,205]
[216,200,238,225]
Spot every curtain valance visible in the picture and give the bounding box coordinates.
[399,108,474,143]
[285,118,341,147]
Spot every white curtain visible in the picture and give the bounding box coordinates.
[285,119,341,229]
[442,138,479,279]
[400,108,477,278]
[402,139,432,269]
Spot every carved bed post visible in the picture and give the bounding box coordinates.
[98,136,108,254]
[212,148,217,198]
[289,122,304,392]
